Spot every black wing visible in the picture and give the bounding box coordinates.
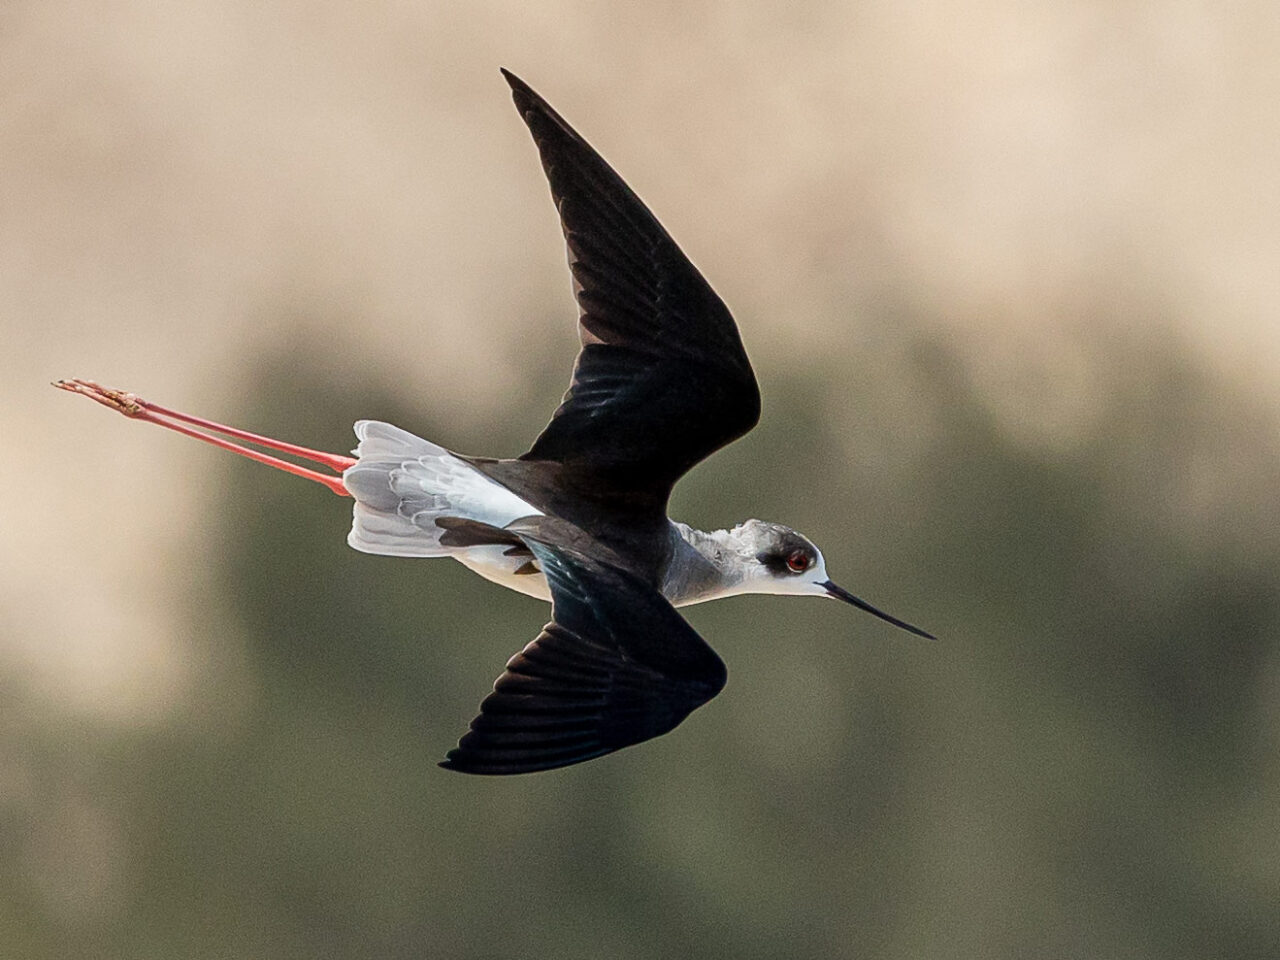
[503,69,760,509]
[440,536,727,775]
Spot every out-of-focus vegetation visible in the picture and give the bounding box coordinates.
[8,327,1278,960]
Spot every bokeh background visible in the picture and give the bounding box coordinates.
[4,2,1280,957]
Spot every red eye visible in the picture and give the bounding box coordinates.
[786,550,809,573]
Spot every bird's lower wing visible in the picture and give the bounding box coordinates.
[440,536,727,775]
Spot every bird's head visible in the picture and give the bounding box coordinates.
[732,520,935,639]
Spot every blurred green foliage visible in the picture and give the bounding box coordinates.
[9,331,1280,959]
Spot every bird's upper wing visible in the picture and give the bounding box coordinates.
[440,532,727,775]
[503,69,760,513]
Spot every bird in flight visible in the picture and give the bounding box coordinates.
[56,69,933,775]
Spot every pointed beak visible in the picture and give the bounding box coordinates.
[821,581,936,640]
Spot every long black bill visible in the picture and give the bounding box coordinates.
[821,581,936,640]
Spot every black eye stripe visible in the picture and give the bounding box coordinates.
[756,544,816,575]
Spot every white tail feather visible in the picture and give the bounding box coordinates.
[342,421,539,557]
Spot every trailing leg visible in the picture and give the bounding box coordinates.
[53,378,353,496]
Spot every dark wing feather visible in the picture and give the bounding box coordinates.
[502,69,760,508]
[440,536,727,775]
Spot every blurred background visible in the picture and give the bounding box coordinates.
[4,1,1280,957]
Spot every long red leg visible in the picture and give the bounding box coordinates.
[53,378,353,497]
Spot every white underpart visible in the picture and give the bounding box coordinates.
[710,554,831,601]
[342,421,550,601]
[453,545,552,602]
